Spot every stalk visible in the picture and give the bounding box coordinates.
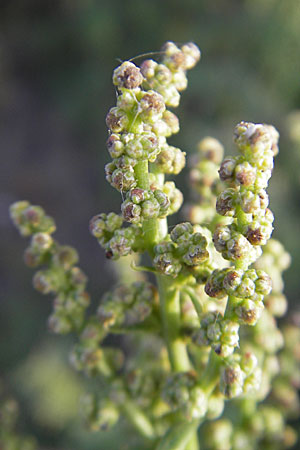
[135,158,197,449]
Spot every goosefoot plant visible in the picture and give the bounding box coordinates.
[9,42,300,450]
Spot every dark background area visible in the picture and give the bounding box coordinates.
[1,0,300,448]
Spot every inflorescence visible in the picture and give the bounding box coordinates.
[9,42,300,450]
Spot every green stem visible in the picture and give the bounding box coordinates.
[155,420,200,450]
[134,159,197,448]
[158,276,191,372]
[183,287,203,321]
[199,349,221,395]
[121,397,156,441]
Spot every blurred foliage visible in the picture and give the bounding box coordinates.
[1,0,300,448]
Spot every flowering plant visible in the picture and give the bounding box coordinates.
[9,42,300,450]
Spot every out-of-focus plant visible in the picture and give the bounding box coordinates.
[9,42,300,450]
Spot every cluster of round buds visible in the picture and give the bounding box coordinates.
[81,394,120,432]
[162,371,207,420]
[220,352,261,398]
[105,156,137,192]
[89,212,141,259]
[223,268,272,325]
[107,131,160,162]
[153,222,209,277]
[121,188,170,224]
[214,122,279,268]
[154,144,186,175]
[106,88,166,135]
[213,225,261,266]
[10,202,90,334]
[189,137,224,200]
[141,42,200,107]
[97,282,157,329]
[10,201,56,237]
[192,312,240,358]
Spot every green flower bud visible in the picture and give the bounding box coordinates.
[105,162,137,192]
[105,227,137,260]
[206,392,225,420]
[235,299,262,326]
[219,157,237,182]
[240,189,269,214]
[106,134,124,158]
[198,137,224,164]
[181,233,209,266]
[33,269,56,294]
[117,90,138,111]
[23,247,42,267]
[203,419,232,450]
[213,225,232,253]
[139,90,165,122]
[170,222,193,243]
[205,269,228,299]
[220,363,245,399]
[10,202,56,236]
[121,200,142,223]
[31,232,53,252]
[224,233,254,262]
[89,212,123,243]
[234,122,274,161]
[255,270,272,295]
[53,245,79,269]
[113,61,143,89]
[162,110,180,134]
[162,371,207,421]
[155,145,186,174]
[246,216,273,246]
[106,107,130,133]
[153,252,182,277]
[234,161,256,186]
[124,132,160,161]
[240,351,258,375]
[216,188,237,216]
[129,188,150,204]
[162,181,183,214]
[264,293,287,317]
[48,312,72,334]
[141,198,161,219]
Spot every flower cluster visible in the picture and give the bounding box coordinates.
[91,41,199,261]
[10,201,89,334]
[153,222,209,277]
[10,42,300,450]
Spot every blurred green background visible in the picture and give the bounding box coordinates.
[1,0,300,448]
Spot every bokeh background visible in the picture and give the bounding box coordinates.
[1,0,300,448]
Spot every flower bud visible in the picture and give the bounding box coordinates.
[219,157,237,182]
[155,145,186,174]
[33,270,56,294]
[235,299,262,325]
[198,137,224,164]
[139,91,165,122]
[53,246,79,269]
[170,222,193,243]
[234,162,256,186]
[220,363,245,398]
[162,181,183,214]
[216,188,237,216]
[213,225,231,253]
[113,61,143,90]
[153,252,182,277]
[106,107,129,133]
[106,134,124,158]
[205,269,228,299]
